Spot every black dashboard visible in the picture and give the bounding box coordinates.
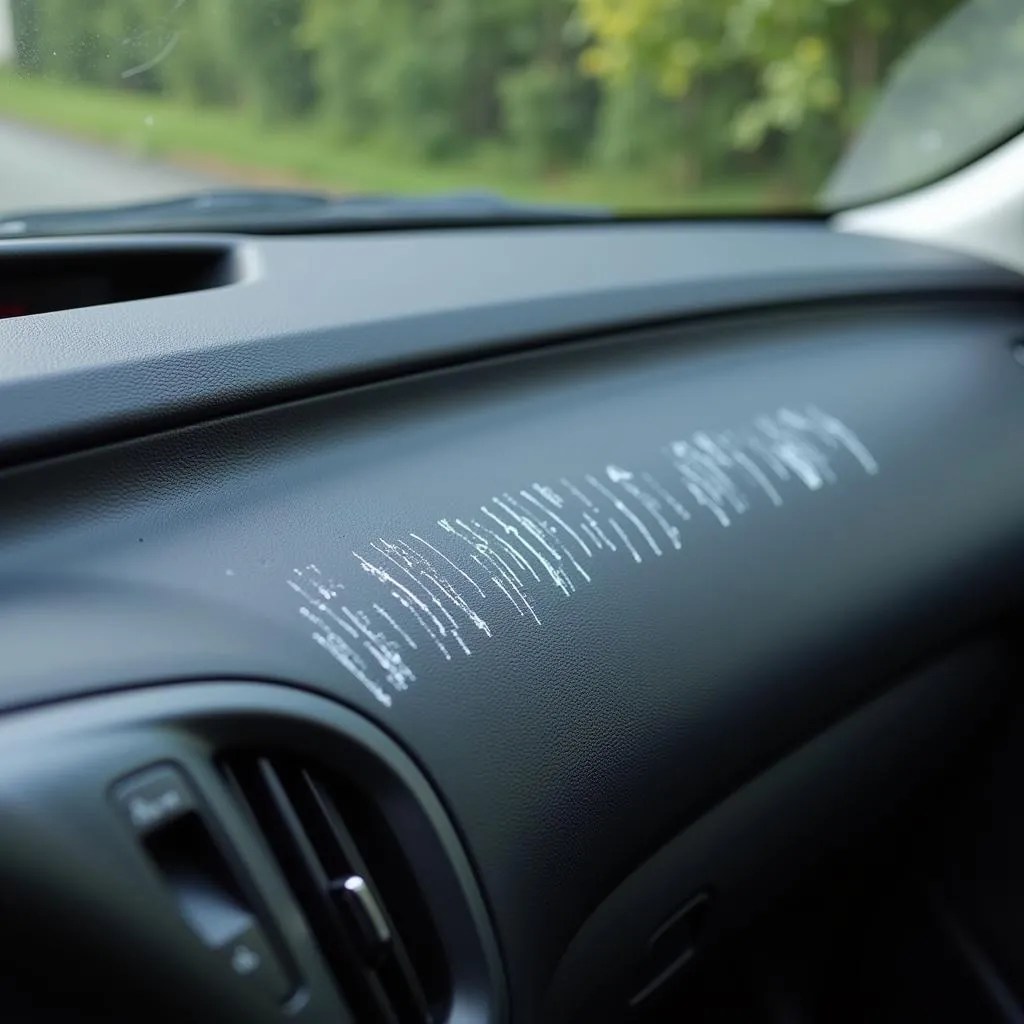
[1,221,1023,1023]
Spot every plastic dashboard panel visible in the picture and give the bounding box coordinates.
[1,223,1024,1021]
[0,222,1020,462]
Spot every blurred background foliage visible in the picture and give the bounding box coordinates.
[5,0,1014,207]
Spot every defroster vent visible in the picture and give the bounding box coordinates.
[223,755,450,1024]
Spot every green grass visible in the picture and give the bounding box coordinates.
[0,72,783,212]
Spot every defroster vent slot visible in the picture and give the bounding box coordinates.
[223,755,449,1024]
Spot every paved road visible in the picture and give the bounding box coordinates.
[0,118,224,215]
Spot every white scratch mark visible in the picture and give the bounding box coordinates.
[393,538,491,638]
[293,564,341,600]
[513,492,591,582]
[288,579,360,639]
[532,483,565,509]
[475,514,537,583]
[666,441,746,527]
[374,603,417,649]
[608,517,642,563]
[642,472,691,522]
[291,406,880,706]
[390,590,452,660]
[677,469,732,526]
[718,433,784,507]
[442,518,539,621]
[341,605,415,690]
[353,550,452,658]
[474,524,529,586]
[409,531,486,598]
[500,495,565,564]
[525,487,592,557]
[756,415,835,491]
[369,540,463,637]
[803,407,880,476]
[583,511,616,551]
[579,521,603,550]
[488,500,573,597]
[493,574,539,623]
[121,30,181,79]
[457,516,542,622]
[676,437,750,514]
[586,474,663,557]
[606,465,681,551]
[300,607,393,707]
[371,539,474,654]
[746,433,790,480]
[561,477,597,510]
[458,518,529,594]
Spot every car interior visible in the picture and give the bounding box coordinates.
[2,199,1024,1024]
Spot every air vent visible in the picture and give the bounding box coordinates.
[222,755,450,1024]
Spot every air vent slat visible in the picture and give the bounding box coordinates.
[222,753,449,1024]
[255,760,331,888]
[306,774,433,1021]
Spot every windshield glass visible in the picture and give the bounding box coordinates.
[0,0,1019,221]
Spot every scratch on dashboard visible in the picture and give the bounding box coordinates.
[292,565,341,601]
[667,438,750,527]
[578,520,602,551]
[389,589,452,661]
[561,477,597,510]
[641,472,691,522]
[300,606,395,707]
[587,514,617,552]
[374,602,417,649]
[370,539,474,655]
[354,550,453,659]
[530,485,593,556]
[586,473,662,557]
[441,517,540,623]
[757,412,836,490]
[409,531,487,598]
[560,477,618,552]
[489,498,574,596]
[523,488,592,559]
[288,405,879,706]
[607,517,642,563]
[717,432,784,507]
[509,491,591,583]
[800,406,880,476]
[476,510,539,583]
[606,465,681,551]
[475,521,532,584]
[393,537,492,638]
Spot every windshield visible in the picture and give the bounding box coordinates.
[0,0,1019,222]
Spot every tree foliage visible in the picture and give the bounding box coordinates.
[8,0,998,200]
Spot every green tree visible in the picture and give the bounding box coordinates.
[500,60,593,169]
[223,0,316,123]
[578,0,962,190]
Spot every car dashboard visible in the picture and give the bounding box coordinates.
[1,221,1024,1023]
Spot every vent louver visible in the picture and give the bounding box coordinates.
[223,755,450,1024]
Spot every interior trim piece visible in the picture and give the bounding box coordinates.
[0,681,508,1024]
[837,130,1024,274]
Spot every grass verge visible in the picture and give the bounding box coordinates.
[0,72,787,212]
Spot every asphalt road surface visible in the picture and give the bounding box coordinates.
[0,119,224,215]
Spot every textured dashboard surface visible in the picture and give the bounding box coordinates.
[0,222,1020,462]
[3,293,1024,1017]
